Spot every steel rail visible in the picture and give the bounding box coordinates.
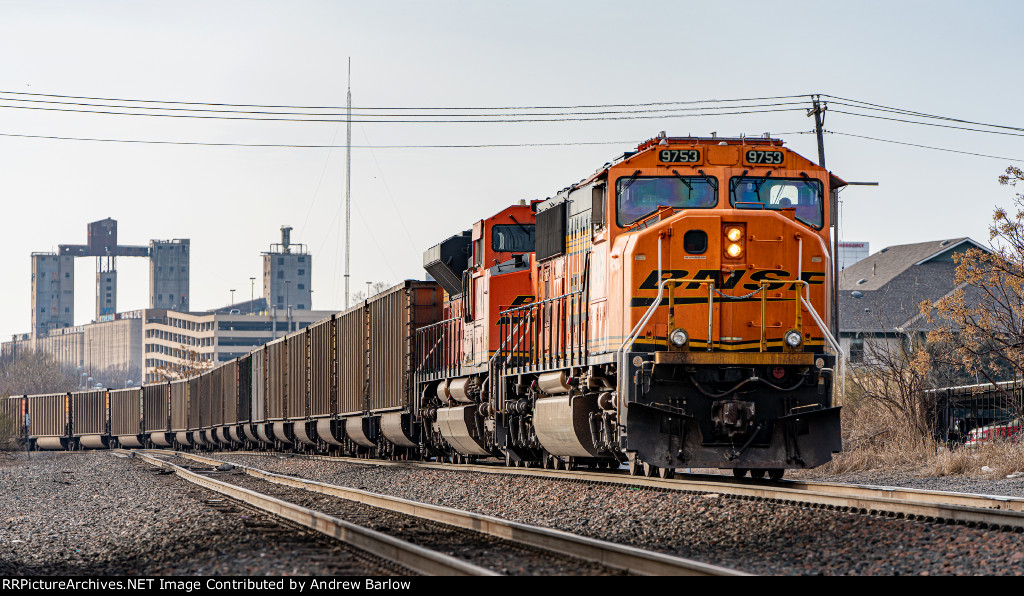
[161,450,744,576]
[212,450,1024,531]
[133,451,498,576]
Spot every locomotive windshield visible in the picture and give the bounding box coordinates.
[616,175,718,226]
[491,224,535,252]
[729,176,824,228]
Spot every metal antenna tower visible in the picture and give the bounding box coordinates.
[345,58,352,309]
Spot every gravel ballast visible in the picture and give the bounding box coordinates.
[0,451,407,576]
[153,454,620,576]
[208,452,1024,576]
[6,450,1024,575]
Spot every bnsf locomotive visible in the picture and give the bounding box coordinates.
[7,134,844,481]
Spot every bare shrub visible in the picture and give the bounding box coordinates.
[932,440,1024,478]
[819,398,938,475]
[0,412,20,452]
[0,350,75,397]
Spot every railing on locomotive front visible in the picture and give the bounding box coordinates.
[497,289,588,376]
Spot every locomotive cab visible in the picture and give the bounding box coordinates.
[416,201,539,459]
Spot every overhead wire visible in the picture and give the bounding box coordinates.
[0,89,814,111]
[826,130,1024,163]
[822,95,1024,134]
[0,132,647,148]
[0,101,809,123]
[0,95,812,119]
[0,88,1021,164]
[829,109,1024,139]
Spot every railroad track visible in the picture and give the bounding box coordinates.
[134,451,496,576]
[217,450,1024,531]
[139,450,743,576]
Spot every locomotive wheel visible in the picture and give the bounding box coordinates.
[658,467,674,480]
[732,468,749,478]
[554,457,565,471]
[642,462,657,477]
[627,452,642,476]
[768,469,785,481]
[750,469,766,480]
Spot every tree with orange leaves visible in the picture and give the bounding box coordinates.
[924,166,1024,399]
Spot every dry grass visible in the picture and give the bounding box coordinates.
[807,399,1024,479]
[0,413,20,452]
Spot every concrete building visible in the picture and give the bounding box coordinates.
[837,241,870,271]
[30,326,83,371]
[263,226,312,311]
[11,222,328,387]
[150,239,190,311]
[3,313,143,388]
[29,219,190,340]
[30,252,75,336]
[142,308,335,382]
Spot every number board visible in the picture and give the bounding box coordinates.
[659,149,701,163]
[745,150,785,165]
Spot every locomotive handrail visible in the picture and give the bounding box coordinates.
[414,316,462,377]
[498,288,585,316]
[618,275,705,357]
[498,287,587,373]
[416,316,462,333]
[795,281,843,358]
[493,310,534,366]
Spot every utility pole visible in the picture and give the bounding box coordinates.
[345,57,352,309]
[807,95,838,341]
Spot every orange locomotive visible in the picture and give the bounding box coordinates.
[417,201,539,460]
[418,134,843,478]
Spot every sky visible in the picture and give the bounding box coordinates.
[0,0,1021,339]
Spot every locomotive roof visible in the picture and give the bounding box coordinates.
[572,134,846,190]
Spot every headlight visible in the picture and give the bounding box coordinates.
[670,328,689,347]
[785,330,803,348]
[725,227,743,242]
[726,243,743,258]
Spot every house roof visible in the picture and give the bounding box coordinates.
[839,238,986,292]
[840,261,958,332]
[839,238,990,334]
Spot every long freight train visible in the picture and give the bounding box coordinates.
[8,134,844,480]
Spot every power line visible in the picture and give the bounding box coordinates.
[0,95,811,119]
[0,101,807,123]
[827,130,1024,163]
[823,95,1024,134]
[831,109,1024,139]
[0,131,647,148]
[0,128,813,149]
[0,89,813,111]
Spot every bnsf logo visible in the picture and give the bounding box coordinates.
[496,296,535,326]
[639,269,825,292]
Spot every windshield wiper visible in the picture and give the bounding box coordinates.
[729,169,749,196]
[671,169,693,192]
[620,169,642,193]
[697,169,718,191]
[508,214,531,235]
[752,170,772,196]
